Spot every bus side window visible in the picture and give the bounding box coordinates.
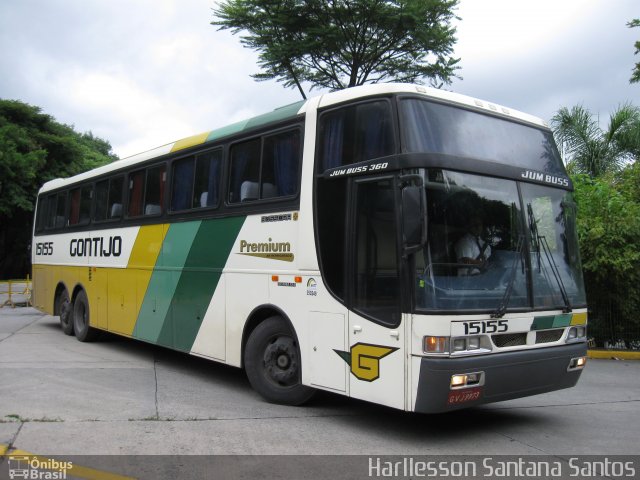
[262,130,300,198]
[54,191,67,229]
[171,156,195,211]
[94,180,109,221]
[194,149,221,208]
[69,185,92,226]
[229,132,299,204]
[229,139,260,203]
[144,164,166,215]
[128,170,145,217]
[96,176,124,221]
[36,195,53,232]
[319,100,394,172]
[108,176,124,219]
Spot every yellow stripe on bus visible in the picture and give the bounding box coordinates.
[571,312,588,325]
[170,131,210,152]
[107,225,167,336]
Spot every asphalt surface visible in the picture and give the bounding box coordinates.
[0,308,639,478]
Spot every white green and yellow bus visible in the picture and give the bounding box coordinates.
[32,84,588,413]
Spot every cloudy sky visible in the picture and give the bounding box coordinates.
[0,0,637,158]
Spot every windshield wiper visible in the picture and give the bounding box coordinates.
[491,234,525,318]
[526,203,572,313]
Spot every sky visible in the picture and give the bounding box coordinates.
[0,0,637,159]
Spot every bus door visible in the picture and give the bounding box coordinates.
[346,176,405,410]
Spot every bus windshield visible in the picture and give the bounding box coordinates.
[399,98,566,176]
[415,169,586,312]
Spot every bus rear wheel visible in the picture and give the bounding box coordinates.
[73,290,100,342]
[55,289,74,336]
[244,316,315,406]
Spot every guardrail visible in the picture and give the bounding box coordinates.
[0,277,32,308]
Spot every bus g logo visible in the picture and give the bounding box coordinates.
[334,343,398,382]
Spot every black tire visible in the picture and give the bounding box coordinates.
[55,289,74,336]
[244,316,315,406]
[73,290,99,342]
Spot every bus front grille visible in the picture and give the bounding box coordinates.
[535,329,564,344]
[492,333,527,348]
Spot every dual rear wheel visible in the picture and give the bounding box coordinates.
[56,288,99,342]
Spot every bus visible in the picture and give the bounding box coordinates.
[31,83,588,413]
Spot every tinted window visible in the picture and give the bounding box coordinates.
[144,164,166,216]
[170,149,222,211]
[399,99,566,175]
[69,185,92,226]
[229,130,300,204]
[194,149,222,208]
[95,176,124,221]
[171,156,195,211]
[229,139,260,203]
[49,192,67,229]
[352,178,400,326]
[128,170,145,217]
[262,130,300,198]
[319,100,394,172]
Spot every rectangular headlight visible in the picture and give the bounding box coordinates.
[424,336,448,353]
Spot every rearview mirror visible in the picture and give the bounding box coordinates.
[401,177,426,258]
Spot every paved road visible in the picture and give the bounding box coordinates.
[1,308,639,477]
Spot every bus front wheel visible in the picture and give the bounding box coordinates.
[73,290,99,342]
[244,316,315,406]
[55,289,74,336]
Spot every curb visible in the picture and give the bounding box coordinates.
[587,350,640,360]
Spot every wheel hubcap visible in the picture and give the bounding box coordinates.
[263,336,297,386]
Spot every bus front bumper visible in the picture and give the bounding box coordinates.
[413,342,587,413]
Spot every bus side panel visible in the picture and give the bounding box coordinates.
[106,225,165,336]
[131,217,245,353]
[32,265,50,313]
[162,217,245,352]
[225,273,270,368]
[92,267,108,329]
[134,222,199,346]
[190,274,227,361]
[175,217,246,359]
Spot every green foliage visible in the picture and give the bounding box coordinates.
[572,168,640,342]
[629,18,640,84]
[551,104,640,177]
[0,99,116,278]
[212,0,460,98]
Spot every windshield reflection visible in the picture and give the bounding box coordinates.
[415,169,586,312]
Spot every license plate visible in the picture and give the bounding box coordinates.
[447,387,482,405]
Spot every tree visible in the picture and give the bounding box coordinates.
[212,0,460,99]
[571,169,640,345]
[551,104,640,177]
[0,99,116,279]
[629,18,640,84]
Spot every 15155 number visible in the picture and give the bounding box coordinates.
[463,320,508,335]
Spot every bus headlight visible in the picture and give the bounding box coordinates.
[424,336,449,354]
[568,356,587,371]
[566,326,587,343]
[424,336,492,355]
[450,371,484,389]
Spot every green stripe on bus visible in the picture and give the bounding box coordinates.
[156,216,246,351]
[134,221,201,344]
[531,314,572,330]
[205,100,304,144]
[552,314,572,328]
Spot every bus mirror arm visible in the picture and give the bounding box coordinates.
[400,177,427,259]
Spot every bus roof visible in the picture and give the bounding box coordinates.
[39,83,547,194]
